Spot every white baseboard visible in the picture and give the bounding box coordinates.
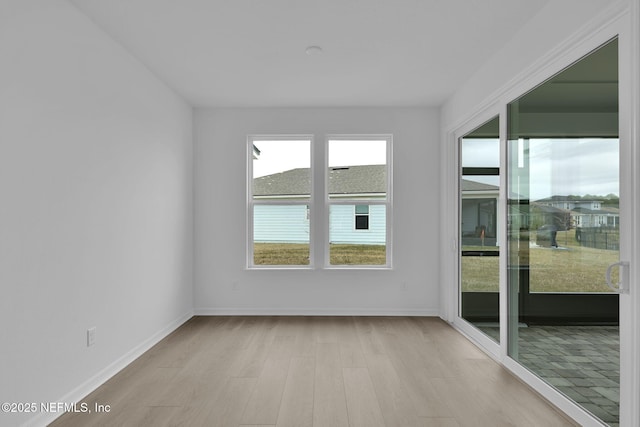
[28,310,193,427]
[193,307,439,316]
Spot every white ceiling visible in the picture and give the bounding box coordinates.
[70,0,550,108]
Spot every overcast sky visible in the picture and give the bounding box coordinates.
[463,138,619,200]
[254,138,618,200]
[252,139,386,178]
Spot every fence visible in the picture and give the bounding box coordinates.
[575,227,619,250]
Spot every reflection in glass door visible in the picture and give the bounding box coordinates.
[459,117,500,343]
[507,39,620,426]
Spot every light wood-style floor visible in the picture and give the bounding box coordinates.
[50,316,577,427]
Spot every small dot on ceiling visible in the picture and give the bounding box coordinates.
[305,46,323,56]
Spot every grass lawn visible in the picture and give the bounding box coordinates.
[253,243,386,265]
[462,229,619,293]
[329,244,386,265]
[253,243,310,265]
[256,231,618,292]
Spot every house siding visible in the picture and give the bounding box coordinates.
[254,205,309,243]
[330,204,386,245]
[254,204,386,244]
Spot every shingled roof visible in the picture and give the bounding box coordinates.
[461,179,498,192]
[253,165,387,197]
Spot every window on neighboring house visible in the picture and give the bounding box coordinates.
[354,205,369,230]
[248,136,312,268]
[327,136,392,267]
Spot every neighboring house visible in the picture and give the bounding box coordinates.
[461,179,499,246]
[253,165,386,245]
[537,197,603,211]
[571,206,619,228]
[535,196,620,229]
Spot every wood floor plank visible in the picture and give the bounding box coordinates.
[228,318,275,378]
[267,335,296,360]
[193,376,256,427]
[379,334,457,417]
[313,316,341,343]
[428,376,509,427]
[276,357,315,427]
[240,357,290,425]
[292,316,316,358]
[343,367,386,427]
[354,317,387,355]
[365,352,424,427]
[419,417,462,427]
[313,343,350,427]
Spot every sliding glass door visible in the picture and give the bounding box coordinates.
[459,117,500,343]
[507,39,621,426]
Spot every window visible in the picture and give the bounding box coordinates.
[327,136,392,267]
[248,136,312,268]
[354,205,369,230]
[248,134,392,268]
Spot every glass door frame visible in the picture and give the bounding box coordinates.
[447,9,638,426]
[453,109,504,360]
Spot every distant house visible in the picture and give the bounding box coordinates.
[537,197,603,211]
[253,165,386,245]
[571,206,619,228]
[535,197,619,228]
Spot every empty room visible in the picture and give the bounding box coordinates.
[2,0,639,426]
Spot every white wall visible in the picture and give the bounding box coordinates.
[195,108,439,315]
[0,2,193,426]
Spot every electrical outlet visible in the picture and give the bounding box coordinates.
[232,281,239,291]
[401,281,408,291]
[87,327,96,347]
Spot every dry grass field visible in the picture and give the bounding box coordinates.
[254,230,618,292]
[253,243,386,266]
[461,229,619,293]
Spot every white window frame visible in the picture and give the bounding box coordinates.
[247,135,314,269]
[325,135,393,269]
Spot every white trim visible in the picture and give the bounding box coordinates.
[499,103,509,359]
[28,311,193,427]
[253,196,312,200]
[328,194,387,200]
[629,1,640,424]
[618,2,640,425]
[193,308,438,316]
[256,194,387,200]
